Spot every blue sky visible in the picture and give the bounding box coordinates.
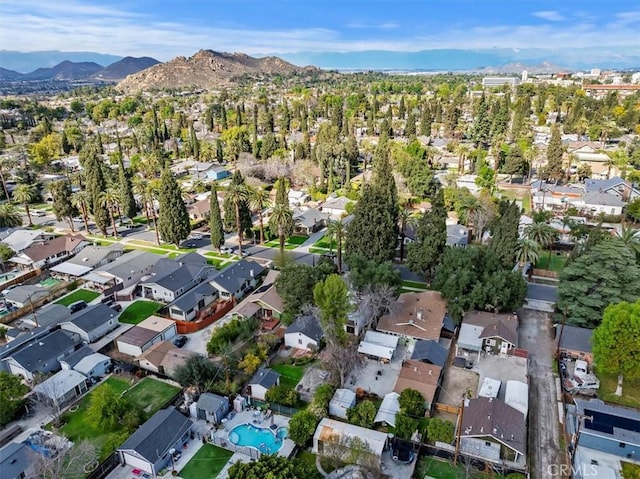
[2,0,640,59]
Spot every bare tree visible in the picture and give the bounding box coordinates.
[358,284,398,329]
[321,434,385,479]
[28,439,98,479]
[321,341,362,388]
[33,376,69,427]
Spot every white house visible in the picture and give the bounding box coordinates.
[321,195,353,217]
[73,352,111,379]
[247,367,280,401]
[59,304,119,343]
[33,369,88,407]
[284,315,324,352]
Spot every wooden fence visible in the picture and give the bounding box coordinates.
[172,300,235,334]
[435,403,460,415]
[0,281,71,325]
[531,268,559,279]
[0,268,42,293]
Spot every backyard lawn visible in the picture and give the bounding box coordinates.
[118,300,163,324]
[416,457,497,479]
[535,253,568,272]
[271,364,307,389]
[55,289,100,306]
[59,376,179,460]
[179,444,233,479]
[597,370,640,409]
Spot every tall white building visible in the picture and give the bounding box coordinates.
[482,77,521,88]
[521,70,528,82]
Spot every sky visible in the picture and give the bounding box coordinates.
[2,0,640,60]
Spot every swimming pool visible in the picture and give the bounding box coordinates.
[0,273,16,284]
[228,424,283,454]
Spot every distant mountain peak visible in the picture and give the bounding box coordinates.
[91,56,160,81]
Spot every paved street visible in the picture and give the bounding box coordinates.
[518,309,565,479]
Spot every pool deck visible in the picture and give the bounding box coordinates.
[209,409,296,459]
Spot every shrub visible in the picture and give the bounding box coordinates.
[427,418,454,444]
[265,384,299,407]
[346,400,377,428]
[288,409,318,447]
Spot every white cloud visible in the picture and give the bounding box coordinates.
[532,11,565,22]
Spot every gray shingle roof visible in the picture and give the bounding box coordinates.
[210,260,264,294]
[65,304,119,333]
[446,224,469,246]
[557,325,593,353]
[95,250,160,278]
[4,285,49,305]
[61,345,94,368]
[9,330,77,372]
[249,367,280,389]
[526,283,558,303]
[575,398,640,443]
[0,442,31,479]
[285,315,324,342]
[66,243,123,267]
[119,408,193,463]
[197,393,228,412]
[582,191,625,207]
[146,254,210,292]
[411,339,448,367]
[22,303,71,328]
[461,397,526,455]
[168,282,216,312]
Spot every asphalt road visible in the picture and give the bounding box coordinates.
[518,308,565,479]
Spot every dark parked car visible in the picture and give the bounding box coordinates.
[173,336,187,348]
[110,303,123,312]
[68,301,87,313]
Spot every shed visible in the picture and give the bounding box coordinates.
[374,392,400,427]
[329,388,356,419]
[195,393,230,424]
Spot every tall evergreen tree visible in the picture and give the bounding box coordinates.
[49,180,78,231]
[472,94,491,147]
[117,157,137,219]
[545,124,564,181]
[406,188,447,276]
[80,138,109,235]
[489,200,521,268]
[157,168,191,246]
[209,184,225,251]
[405,112,416,139]
[419,104,432,136]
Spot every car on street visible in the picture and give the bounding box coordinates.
[110,303,123,312]
[68,300,87,313]
[32,210,47,217]
[72,217,84,223]
[189,233,203,240]
[173,336,188,348]
[221,247,234,254]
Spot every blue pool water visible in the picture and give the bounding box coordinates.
[228,424,283,454]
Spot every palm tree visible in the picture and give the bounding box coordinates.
[396,208,415,263]
[268,203,294,257]
[616,225,640,258]
[249,186,270,245]
[459,195,483,239]
[326,218,347,273]
[0,156,16,201]
[515,237,541,269]
[525,221,558,268]
[0,203,22,228]
[12,183,37,226]
[100,188,120,237]
[71,190,90,233]
[226,182,249,256]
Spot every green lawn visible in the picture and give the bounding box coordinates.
[401,280,428,291]
[118,300,163,324]
[597,370,640,409]
[272,364,307,389]
[59,377,180,461]
[416,457,496,479]
[207,258,225,268]
[535,253,568,272]
[55,289,100,306]
[179,444,233,479]
[265,235,308,250]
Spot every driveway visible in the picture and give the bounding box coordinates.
[518,308,565,479]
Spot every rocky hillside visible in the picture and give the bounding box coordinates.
[117,50,311,91]
[91,56,160,81]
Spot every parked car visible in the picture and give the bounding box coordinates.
[72,217,84,223]
[32,210,47,217]
[221,247,234,254]
[110,303,122,312]
[189,233,203,240]
[173,336,188,348]
[68,300,87,313]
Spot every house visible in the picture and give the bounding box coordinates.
[357,330,399,361]
[117,407,193,476]
[0,442,35,479]
[447,224,469,247]
[321,195,353,217]
[292,207,330,235]
[411,339,448,367]
[568,399,640,475]
[3,285,49,308]
[580,191,625,216]
[530,182,584,211]
[247,367,280,401]
[187,198,211,221]
[50,244,123,280]
[328,388,356,419]
[1,229,54,253]
[376,291,449,342]
[59,304,119,343]
[135,340,190,376]
[584,177,640,203]
[166,282,218,321]
[33,369,88,407]
[116,315,177,357]
[21,303,71,329]
[73,352,111,379]
[195,393,230,424]
[313,418,388,467]
[209,260,265,300]
[3,330,78,381]
[556,325,594,364]
[459,397,526,465]
[374,392,401,427]
[284,315,324,352]
[456,311,518,359]
[524,283,558,313]
[9,234,88,270]
[288,189,310,207]
[188,162,230,181]
[84,250,161,295]
[60,345,95,371]
[393,359,442,416]
[456,175,481,194]
[345,300,372,337]
[140,253,214,303]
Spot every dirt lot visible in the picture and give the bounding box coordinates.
[438,363,479,407]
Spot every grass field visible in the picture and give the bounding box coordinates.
[271,364,307,389]
[59,376,179,461]
[535,253,567,272]
[118,300,162,324]
[179,444,233,479]
[55,289,100,306]
[597,370,640,409]
[265,235,308,249]
[416,457,498,479]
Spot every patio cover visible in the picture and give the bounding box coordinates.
[82,272,114,284]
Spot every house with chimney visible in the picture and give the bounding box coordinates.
[456,311,519,360]
[140,253,215,303]
[209,260,265,300]
[9,234,88,270]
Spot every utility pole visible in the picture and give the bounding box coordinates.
[454,394,466,466]
[556,306,568,359]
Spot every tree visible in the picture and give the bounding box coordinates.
[346,254,401,293]
[86,383,133,429]
[157,168,191,246]
[503,144,528,181]
[0,203,22,228]
[174,354,220,393]
[472,94,491,147]
[394,412,420,440]
[558,239,640,328]
[515,237,541,268]
[99,188,120,238]
[81,139,109,236]
[209,184,225,251]
[228,454,301,479]
[12,183,37,226]
[249,186,270,244]
[117,157,137,220]
[427,418,455,444]
[326,218,346,273]
[313,274,351,345]
[406,189,447,277]
[322,341,362,388]
[615,224,640,260]
[265,384,299,407]
[268,203,294,256]
[70,190,90,233]
[489,200,521,268]
[346,400,377,428]
[49,180,78,231]
[398,388,426,417]
[275,262,334,318]
[288,409,319,447]
[32,439,98,479]
[593,299,640,397]
[0,371,28,426]
[544,124,564,181]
